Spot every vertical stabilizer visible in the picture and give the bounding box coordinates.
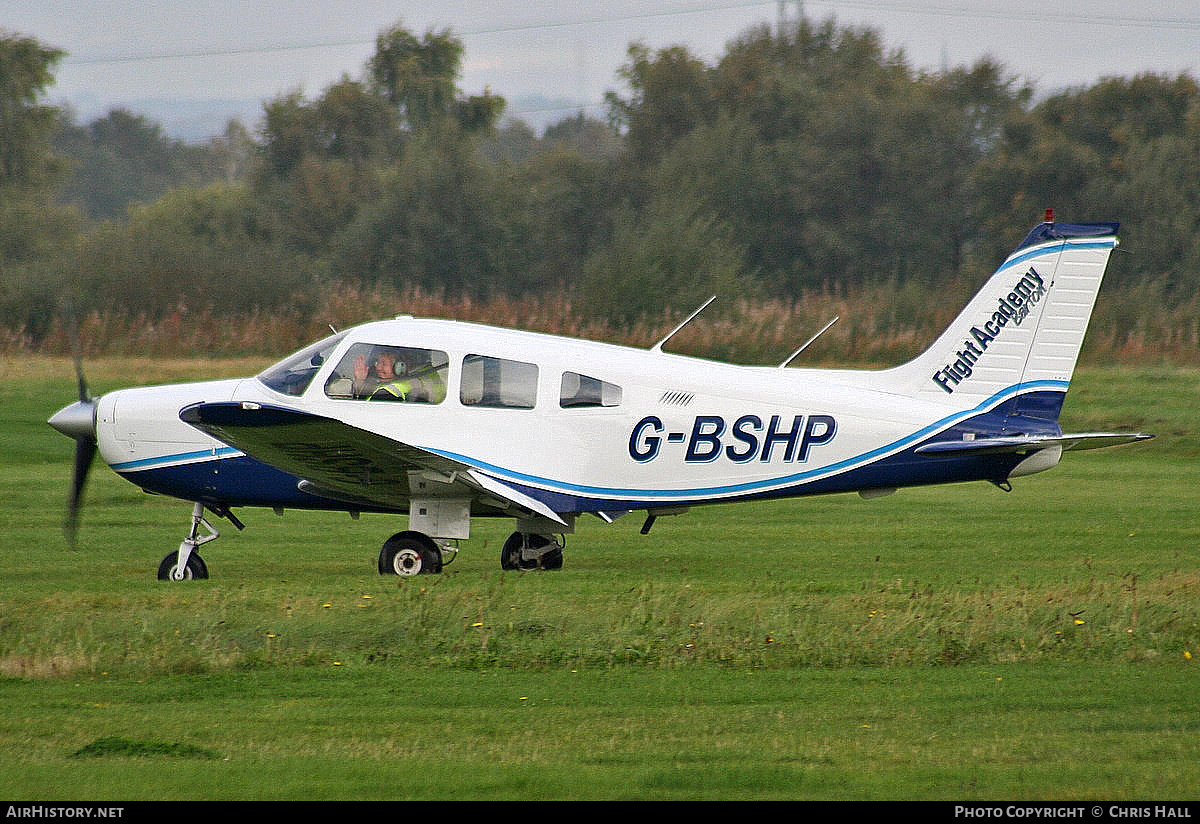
[875,220,1120,418]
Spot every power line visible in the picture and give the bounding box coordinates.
[811,1,1200,31]
[63,2,780,67]
[56,0,1200,143]
[61,1,1200,68]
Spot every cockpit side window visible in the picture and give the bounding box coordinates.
[257,332,347,396]
[325,343,449,403]
[560,372,622,408]
[460,355,537,409]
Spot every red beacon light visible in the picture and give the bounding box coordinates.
[1044,208,1055,223]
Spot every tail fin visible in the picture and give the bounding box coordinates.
[878,218,1120,419]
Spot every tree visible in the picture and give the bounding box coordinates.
[605,19,1028,299]
[972,72,1200,273]
[0,30,64,187]
[54,108,236,219]
[368,23,504,135]
[606,42,714,167]
[579,195,747,324]
[67,183,308,318]
[333,130,506,295]
[254,81,396,253]
[369,25,461,128]
[253,22,505,258]
[0,31,79,265]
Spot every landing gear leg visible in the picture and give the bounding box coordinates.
[157,502,217,581]
[500,532,564,571]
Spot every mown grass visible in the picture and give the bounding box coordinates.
[0,360,1197,799]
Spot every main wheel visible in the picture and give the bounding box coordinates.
[379,531,442,576]
[500,532,563,570]
[500,532,525,570]
[157,550,209,581]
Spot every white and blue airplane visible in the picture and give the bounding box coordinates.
[49,216,1151,580]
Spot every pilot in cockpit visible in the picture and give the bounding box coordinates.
[351,347,400,399]
[352,346,446,403]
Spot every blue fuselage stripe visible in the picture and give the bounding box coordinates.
[425,380,1068,502]
[111,446,241,471]
[115,381,1065,511]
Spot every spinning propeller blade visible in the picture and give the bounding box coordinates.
[66,429,97,544]
[48,302,99,547]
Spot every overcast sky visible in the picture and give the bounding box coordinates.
[6,1,1200,138]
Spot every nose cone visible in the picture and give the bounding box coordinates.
[48,399,97,440]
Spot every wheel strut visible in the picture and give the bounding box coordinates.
[159,502,219,581]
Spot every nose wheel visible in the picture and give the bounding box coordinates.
[157,502,219,580]
[157,549,210,580]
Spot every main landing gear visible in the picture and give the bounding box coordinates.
[375,529,564,575]
[377,530,454,576]
[500,532,564,571]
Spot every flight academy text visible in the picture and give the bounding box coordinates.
[932,268,1047,393]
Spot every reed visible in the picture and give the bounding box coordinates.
[10,280,1200,365]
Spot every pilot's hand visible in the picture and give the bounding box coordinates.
[353,354,368,382]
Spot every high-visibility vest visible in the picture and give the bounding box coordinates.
[375,369,446,402]
[373,379,413,400]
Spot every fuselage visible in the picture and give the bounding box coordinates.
[95,315,1063,516]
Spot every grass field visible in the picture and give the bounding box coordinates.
[1,358,1198,800]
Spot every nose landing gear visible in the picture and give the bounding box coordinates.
[157,501,246,581]
[157,502,218,580]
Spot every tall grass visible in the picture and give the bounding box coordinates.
[9,279,1200,365]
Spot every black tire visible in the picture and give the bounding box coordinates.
[379,531,442,576]
[501,531,524,570]
[500,532,562,570]
[540,546,564,570]
[156,550,209,581]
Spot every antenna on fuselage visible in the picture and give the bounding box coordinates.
[651,296,717,353]
[778,316,839,368]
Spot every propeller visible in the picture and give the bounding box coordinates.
[47,303,98,547]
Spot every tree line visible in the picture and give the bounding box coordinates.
[2,16,1199,361]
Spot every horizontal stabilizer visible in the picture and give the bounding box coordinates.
[915,432,1153,456]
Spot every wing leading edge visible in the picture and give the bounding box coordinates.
[179,401,564,523]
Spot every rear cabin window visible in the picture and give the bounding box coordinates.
[324,343,448,403]
[460,355,538,409]
[560,372,622,408]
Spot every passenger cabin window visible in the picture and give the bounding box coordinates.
[460,355,537,409]
[258,332,347,396]
[325,343,448,403]
[560,372,622,408]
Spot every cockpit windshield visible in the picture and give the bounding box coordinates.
[257,331,347,396]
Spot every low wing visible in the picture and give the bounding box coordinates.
[915,432,1153,456]
[179,401,564,523]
